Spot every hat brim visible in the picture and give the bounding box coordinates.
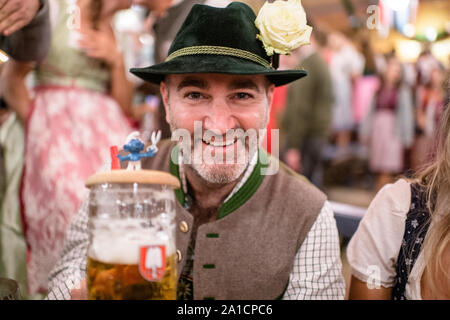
[130,55,307,87]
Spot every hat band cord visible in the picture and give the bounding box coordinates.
[165,45,273,69]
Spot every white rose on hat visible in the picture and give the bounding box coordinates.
[255,0,312,56]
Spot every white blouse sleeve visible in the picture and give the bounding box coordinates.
[346,179,412,287]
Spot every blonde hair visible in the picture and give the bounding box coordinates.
[414,74,450,299]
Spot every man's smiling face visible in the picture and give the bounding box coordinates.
[160,73,274,184]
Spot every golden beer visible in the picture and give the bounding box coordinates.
[87,253,177,300]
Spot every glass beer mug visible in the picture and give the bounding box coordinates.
[85,170,180,300]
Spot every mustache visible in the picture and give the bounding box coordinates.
[169,122,266,150]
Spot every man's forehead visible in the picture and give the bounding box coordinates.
[164,73,270,91]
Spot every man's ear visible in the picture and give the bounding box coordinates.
[160,80,171,124]
[266,83,275,106]
[265,84,275,125]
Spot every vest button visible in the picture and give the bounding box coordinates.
[179,221,189,233]
[176,250,182,262]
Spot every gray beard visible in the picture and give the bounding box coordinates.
[189,160,249,185]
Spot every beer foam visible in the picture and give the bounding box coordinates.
[151,188,176,202]
[88,218,175,265]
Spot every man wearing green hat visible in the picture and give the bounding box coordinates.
[47,1,345,300]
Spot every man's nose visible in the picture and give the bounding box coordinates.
[203,100,236,134]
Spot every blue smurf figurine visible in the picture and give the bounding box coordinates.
[117,131,161,170]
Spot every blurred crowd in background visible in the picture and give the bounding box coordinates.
[278,26,447,194]
[0,0,448,298]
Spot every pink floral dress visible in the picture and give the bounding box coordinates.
[21,2,132,295]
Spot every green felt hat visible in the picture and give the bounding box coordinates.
[130,2,307,87]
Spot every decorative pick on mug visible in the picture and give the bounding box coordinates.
[110,146,121,170]
[117,130,161,170]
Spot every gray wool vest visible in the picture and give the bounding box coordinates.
[137,140,326,299]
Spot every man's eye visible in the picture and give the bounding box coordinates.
[185,92,203,100]
[234,92,253,100]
